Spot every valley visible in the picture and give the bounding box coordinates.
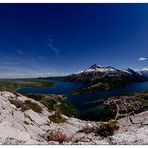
[0,64,148,144]
[0,64,148,121]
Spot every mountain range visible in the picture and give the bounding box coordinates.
[68,64,144,83]
[140,70,148,79]
[64,64,147,93]
[43,64,147,93]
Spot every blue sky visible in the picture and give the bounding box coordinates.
[0,3,148,78]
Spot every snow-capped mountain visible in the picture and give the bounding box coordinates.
[68,64,144,84]
[123,68,143,79]
[139,70,148,79]
[84,64,118,73]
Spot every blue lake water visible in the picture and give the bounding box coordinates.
[17,81,148,120]
[17,81,85,95]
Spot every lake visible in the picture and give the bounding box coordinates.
[17,80,148,121]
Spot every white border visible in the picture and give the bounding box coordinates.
[1,144,148,147]
[0,1,148,148]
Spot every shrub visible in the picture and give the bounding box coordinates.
[13,92,21,97]
[40,96,79,118]
[139,99,148,109]
[48,112,66,123]
[59,101,79,118]
[96,121,119,138]
[40,98,57,111]
[25,93,79,118]
[78,125,97,134]
[9,99,30,111]
[25,94,44,101]
[47,130,72,143]
[137,92,148,100]
[25,100,43,113]
[9,99,23,108]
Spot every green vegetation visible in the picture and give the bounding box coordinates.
[26,93,79,118]
[138,92,148,110]
[101,103,117,121]
[71,80,130,95]
[8,98,43,113]
[26,93,61,106]
[136,91,148,100]
[59,101,79,117]
[80,104,118,122]
[139,99,148,108]
[71,83,108,95]
[0,78,54,92]
[80,91,148,122]
[9,99,30,111]
[71,88,89,95]
[25,100,43,113]
[48,112,66,123]
[96,120,119,138]
[9,99,23,108]
[26,94,45,101]
[41,98,57,111]
[97,91,148,121]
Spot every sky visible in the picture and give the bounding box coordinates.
[0,3,148,78]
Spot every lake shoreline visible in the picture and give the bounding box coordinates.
[16,81,148,121]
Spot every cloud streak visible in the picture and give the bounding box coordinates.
[0,72,52,78]
[138,57,147,61]
[17,49,24,55]
[48,38,59,53]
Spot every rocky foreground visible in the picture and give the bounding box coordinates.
[0,91,148,144]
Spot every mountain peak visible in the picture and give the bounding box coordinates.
[90,64,102,69]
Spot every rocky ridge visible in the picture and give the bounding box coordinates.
[0,91,148,144]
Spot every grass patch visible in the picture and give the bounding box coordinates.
[139,99,148,108]
[25,93,79,117]
[59,101,79,117]
[26,94,45,101]
[25,100,43,113]
[41,98,57,111]
[137,91,148,100]
[48,112,66,123]
[96,121,119,138]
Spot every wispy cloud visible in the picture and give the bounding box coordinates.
[0,61,19,65]
[0,54,64,78]
[0,62,54,78]
[7,72,52,78]
[17,49,24,55]
[37,56,46,61]
[138,57,147,61]
[142,68,148,71]
[0,72,53,78]
[47,38,59,53]
[0,56,19,65]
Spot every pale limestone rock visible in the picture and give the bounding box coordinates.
[0,91,49,144]
[25,110,49,125]
[1,91,148,144]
